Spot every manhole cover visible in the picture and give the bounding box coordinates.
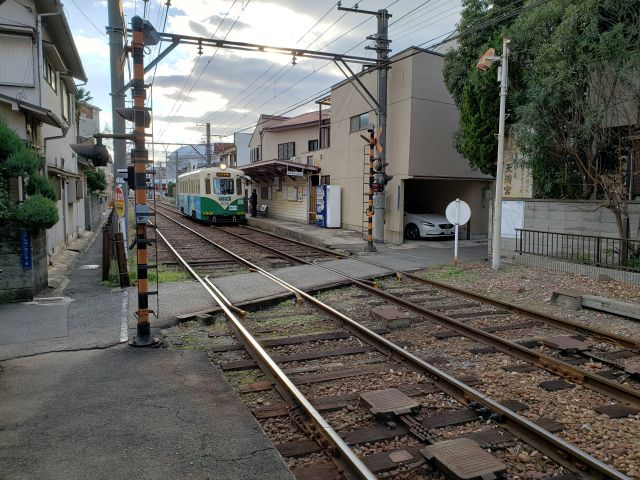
[539,379,574,391]
[360,388,420,416]
[422,438,506,480]
[540,335,591,352]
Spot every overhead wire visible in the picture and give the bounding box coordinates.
[201,1,360,129]
[221,0,553,135]
[158,0,240,138]
[67,0,107,37]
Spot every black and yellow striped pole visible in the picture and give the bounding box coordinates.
[365,127,376,252]
[129,16,159,347]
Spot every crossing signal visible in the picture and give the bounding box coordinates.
[70,142,110,167]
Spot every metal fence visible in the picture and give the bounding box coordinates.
[515,229,640,272]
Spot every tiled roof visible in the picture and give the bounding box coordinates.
[264,110,329,131]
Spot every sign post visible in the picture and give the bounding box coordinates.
[445,199,471,265]
[114,185,125,218]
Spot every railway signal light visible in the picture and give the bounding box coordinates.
[70,141,110,167]
[116,107,152,128]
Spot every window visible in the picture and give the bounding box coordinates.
[0,34,34,86]
[236,178,242,196]
[250,147,261,162]
[61,82,70,120]
[44,60,57,92]
[205,178,211,194]
[320,126,330,149]
[308,139,318,152]
[213,178,234,195]
[350,112,369,133]
[277,142,295,160]
[307,155,314,166]
[321,175,330,185]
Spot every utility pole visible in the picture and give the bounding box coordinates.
[205,122,212,165]
[108,0,129,243]
[174,151,179,206]
[338,3,391,244]
[478,38,510,271]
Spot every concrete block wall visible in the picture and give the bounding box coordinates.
[520,199,640,237]
[84,194,106,231]
[0,228,48,303]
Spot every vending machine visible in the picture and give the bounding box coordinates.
[316,184,341,228]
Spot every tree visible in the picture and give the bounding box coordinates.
[86,170,106,193]
[509,0,640,238]
[75,87,93,104]
[443,0,521,175]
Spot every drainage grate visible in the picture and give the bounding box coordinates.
[422,438,506,480]
[360,388,420,416]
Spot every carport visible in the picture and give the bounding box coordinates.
[403,178,492,240]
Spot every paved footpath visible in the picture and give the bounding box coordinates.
[0,229,292,480]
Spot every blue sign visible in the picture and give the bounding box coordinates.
[20,229,32,270]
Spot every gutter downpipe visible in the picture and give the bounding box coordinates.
[36,7,64,178]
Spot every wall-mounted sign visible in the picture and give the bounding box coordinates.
[20,229,32,270]
[286,168,304,177]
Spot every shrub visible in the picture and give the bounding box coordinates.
[2,148,41,177]
[13,195,59,230]
[0,119,25,162]
[25,174,57,201]
[86,169,106,193]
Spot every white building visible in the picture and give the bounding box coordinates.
[0,0,88,257]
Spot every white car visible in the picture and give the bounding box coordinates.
[404,211,454,240]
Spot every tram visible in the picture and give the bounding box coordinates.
[177,166,247,222]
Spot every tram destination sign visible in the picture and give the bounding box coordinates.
[216,172,231,177]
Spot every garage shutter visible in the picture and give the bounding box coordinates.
[0,34,34,86]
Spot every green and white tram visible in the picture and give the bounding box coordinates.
[178,166,247,222]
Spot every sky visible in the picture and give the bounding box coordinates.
[64,0,462,159]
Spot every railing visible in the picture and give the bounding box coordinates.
[515,229,640,272]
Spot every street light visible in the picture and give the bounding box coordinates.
[477,38,510,271]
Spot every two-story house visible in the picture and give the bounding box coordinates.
[242,110,329,222]
[0,0,88,256]
[327,47,493,244]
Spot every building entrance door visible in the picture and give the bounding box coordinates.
[308,175,319,224]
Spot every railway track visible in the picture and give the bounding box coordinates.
[154,212,637,479]
[151,203,343,272]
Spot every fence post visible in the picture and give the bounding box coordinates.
[115,232,130,288]
[102,226,110,281]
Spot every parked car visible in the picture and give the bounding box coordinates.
[403,210,454,239]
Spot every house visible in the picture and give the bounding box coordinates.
[326,47,493,244]
[241,110,329,222]
[219,132,251,168]
[0,0,88,257]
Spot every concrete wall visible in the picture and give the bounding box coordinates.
[503,199,640,238]
[0,227,47,303]
[84,194,105,231]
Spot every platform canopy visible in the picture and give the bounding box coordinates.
[240,159,319,183]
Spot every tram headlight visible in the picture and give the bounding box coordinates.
[219,162,227,170]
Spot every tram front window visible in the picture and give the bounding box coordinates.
[214,179,234,195]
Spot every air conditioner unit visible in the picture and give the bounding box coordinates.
[290,156,299,162]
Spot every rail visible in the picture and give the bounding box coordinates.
[515,228,640,272]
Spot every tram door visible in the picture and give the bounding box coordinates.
[308,175,319,224]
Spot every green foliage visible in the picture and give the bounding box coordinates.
[0,119,25,163]
[86,169,106,193]
[2,148,41,177]
[75,87,93,104]
[13,195,59,230]
[25,174,57,201]
[443,0,521,175]
[0,178,12,222]
[167,182,175,197]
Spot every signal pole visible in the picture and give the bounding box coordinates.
[338,3,391,244]
[128,16,159,347]
[206,122,212,165]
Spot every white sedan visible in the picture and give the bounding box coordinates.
[404,212,454,240]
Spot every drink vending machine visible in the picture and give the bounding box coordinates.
[316,184,341,228]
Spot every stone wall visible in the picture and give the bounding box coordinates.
[0,227,48,303]
[84,194,105,231]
